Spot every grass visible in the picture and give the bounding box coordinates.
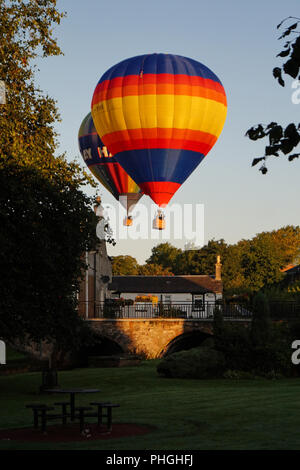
[6,346,28,362]
[0,360,300,450]
[1,345,46,374]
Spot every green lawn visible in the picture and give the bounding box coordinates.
[0,360,300,450]
[6,346,28,362]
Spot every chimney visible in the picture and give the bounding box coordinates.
[215,255,222,281]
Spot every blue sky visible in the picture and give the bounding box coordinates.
[36,0,300,263]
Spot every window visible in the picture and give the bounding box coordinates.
[193,295,204,311]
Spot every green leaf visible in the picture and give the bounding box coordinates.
[278,23,299,40]
[268,125,283,144]
[273,67,285,86]
[260,166,268,175]
[283,58,300,78]
[245,125,266,140]
[252,157,265,167]
[277,48,291,57]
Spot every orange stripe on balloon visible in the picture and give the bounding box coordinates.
[96,84,226,105]
[92,74,226,106]
[103,128,217,143]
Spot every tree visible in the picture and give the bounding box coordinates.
[112,256,174,275]
[253,226,300,267]
[111,255,139,275]
[173,249,196,274]
[0,1,98,360]
[0,163,97,355]
[0,0,92,186]
[143,227,300,294]
[240,238,284,292]
[251,293,272,346]
[146,243,182,271]
[238,227,300,292]
[138,264,173,276]
[176,239,228,275]
[213,306,224,350]
[246,17,300,172]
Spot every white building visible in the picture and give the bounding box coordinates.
[79,253,223,319]
[108,260,223,318]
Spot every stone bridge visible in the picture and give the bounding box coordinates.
[88,318,251,359]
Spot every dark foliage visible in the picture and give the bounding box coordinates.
[143,227,300,295]
[216,294,293,377]
[0,163,97,353]
[246,17,300,171]
[158,295,296,380]
[251,292,272,346]
[157,347,225,379]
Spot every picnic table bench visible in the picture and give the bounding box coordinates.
[26,403,70,433]
[25,390,120,434]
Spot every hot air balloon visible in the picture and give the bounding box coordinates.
[78,112,143,226]
[91,53,227,227]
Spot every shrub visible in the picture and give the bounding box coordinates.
[251,292,272,346]
[201,337,215,349]
[103,306,118,319]
[213,306,224,345]
[212,306,292,376]
[157,347,225,379]
[250,322,292,376]
[215,323,252,372]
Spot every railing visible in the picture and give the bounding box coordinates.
[269,300,300,320]
[78,301,253,320]
[78,300,300,321]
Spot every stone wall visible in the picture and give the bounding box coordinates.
[88,318,216,359]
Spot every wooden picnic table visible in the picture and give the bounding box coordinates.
[44,388,100,421]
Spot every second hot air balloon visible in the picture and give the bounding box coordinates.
[91,53,227,217]
[78,112,143,226]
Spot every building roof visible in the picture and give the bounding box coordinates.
[281,264,296,272]
[283,265,300,275]
[109,275,222,295]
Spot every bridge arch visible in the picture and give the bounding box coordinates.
[160,330,212,357]
[82,333,124,361]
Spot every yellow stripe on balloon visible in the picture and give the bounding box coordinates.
[92,94,227,140]
[127,179,139,193]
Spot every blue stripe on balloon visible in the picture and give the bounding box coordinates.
[98,54,222,85]
[114,149,205,185]
[78,134,118,166]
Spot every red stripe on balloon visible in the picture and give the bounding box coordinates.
[101,128,217,155]
[97,73,226,90]
[90,162,131,194]
[107,139,213,155]
[138,181,181,207]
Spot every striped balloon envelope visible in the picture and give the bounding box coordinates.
[91,54,227,207]
[78,112,143,217]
